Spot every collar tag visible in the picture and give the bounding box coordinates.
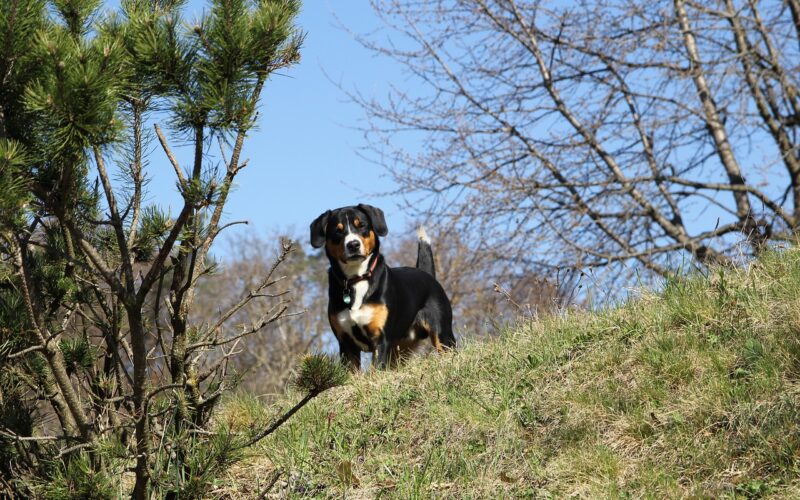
[331,254,380,309]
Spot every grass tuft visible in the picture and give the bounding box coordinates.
[293,353,349,395]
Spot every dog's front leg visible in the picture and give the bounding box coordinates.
[373,337,391,369]
[338,337,361,372]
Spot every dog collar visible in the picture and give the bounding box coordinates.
[333,253,379,306]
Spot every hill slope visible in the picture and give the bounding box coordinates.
[220,247,800,498]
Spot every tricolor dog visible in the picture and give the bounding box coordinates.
[310,204,455,370]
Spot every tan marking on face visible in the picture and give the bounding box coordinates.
[363,303,388,339]
[360,230,377,256]
[326,239,346,263]
[353,218,362,228]
[336,222,344,231]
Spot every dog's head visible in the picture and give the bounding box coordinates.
[310,204,388,265]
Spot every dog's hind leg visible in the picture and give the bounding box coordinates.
[417,319,455,353]
[418,306,455,353]
[436,324,456,351]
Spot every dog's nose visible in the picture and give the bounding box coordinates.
[346,240,361,253]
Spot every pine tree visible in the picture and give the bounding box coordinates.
[0,1,343,497]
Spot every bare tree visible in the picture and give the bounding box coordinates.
[192,232,329,397]
[355,0,800,289]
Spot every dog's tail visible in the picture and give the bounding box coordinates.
[415,226,436,279]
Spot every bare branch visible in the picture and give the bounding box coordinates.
[154,123,186,186]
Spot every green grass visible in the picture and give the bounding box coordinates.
[219,246,800,498]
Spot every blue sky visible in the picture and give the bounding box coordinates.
[140,1,412,253]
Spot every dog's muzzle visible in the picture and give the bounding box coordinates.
[344,238,365,261]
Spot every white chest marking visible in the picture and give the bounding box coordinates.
[350,280,369,309]
[336,292,374,351]
[333,249,376,351]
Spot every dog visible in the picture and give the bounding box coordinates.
[310,204,455,370]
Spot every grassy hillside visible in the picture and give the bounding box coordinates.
[217,247,800,498]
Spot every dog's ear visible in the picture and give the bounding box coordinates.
[310,210,331,248]
[358,204,388,236]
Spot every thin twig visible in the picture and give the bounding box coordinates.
[256,469,283,499]
[154,123,186,185]
[240,392,317,449]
